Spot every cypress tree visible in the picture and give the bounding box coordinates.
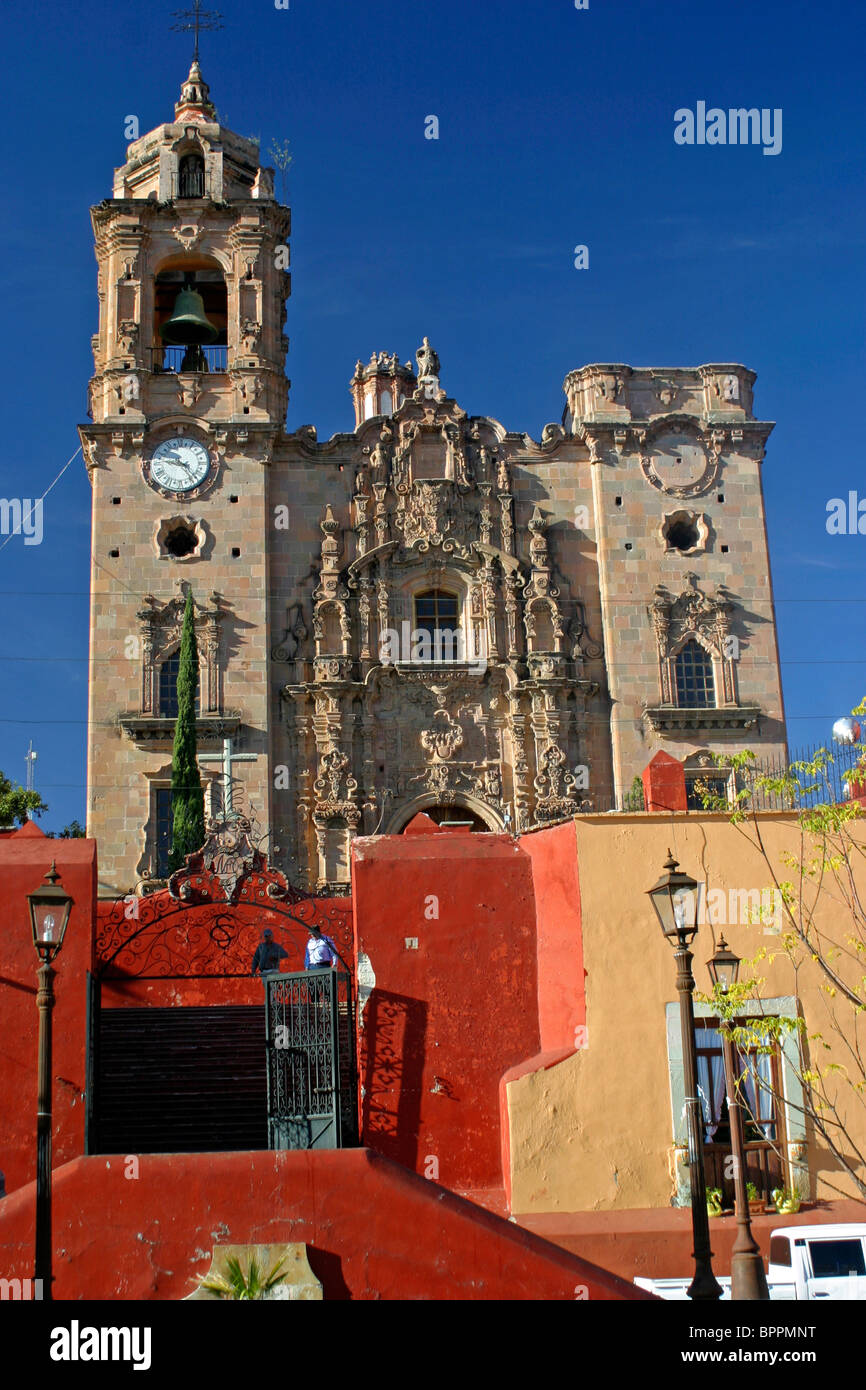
[168,590,205,872]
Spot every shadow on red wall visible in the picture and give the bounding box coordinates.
[361,989,427,1168]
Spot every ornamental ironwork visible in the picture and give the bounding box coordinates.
[266,969,358,1150]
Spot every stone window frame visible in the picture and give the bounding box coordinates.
[672,636,717,710]
[154,514,208,562]
[157,648,202,719]
[658,509,710,556]
[683,749,736,810]
[138,590,222,716]
[144,771,220,880]
[170,132,209,201]
[651,576,739,710]
[399,571,473,665]
[660,630,724,711]
[665,996,809,1207]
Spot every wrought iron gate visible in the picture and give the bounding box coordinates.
[265,970,358,1150]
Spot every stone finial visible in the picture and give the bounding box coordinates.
[175,60,217,122]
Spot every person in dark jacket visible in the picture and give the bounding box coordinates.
[251,928,288,982]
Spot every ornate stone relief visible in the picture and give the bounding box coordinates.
[649,572,737,708]
[637,422,724,498]
[136,582,222,716]
[281,343,607,883]
[533,744,579,821]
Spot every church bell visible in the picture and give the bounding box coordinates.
[160,276,218,346]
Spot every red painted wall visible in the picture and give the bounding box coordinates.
[518,819,586,1055]
[0,1149,650,1300]
[352,820,540,1200]
[642,750,688,813]
[499,820,587,1206]
[95,894,354,1008]
[0,823,97,1195]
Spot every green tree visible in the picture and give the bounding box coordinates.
[696,709,866,1201]
[0,770,46,827]
[168,591,205,873]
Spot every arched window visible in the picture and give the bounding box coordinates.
[158,651,201,718]
[178,153,205,198]
[401,805,490,832]
[415,590,460,661]
[675,640,715,709]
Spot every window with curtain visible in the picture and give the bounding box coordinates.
[694,1018,786,1205]
[675,640,716,708]
[695,1020,779,1144]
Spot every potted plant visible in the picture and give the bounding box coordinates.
[771,1186,802,1215]
[746,1180,765,1213]
[706,1186,724,1217]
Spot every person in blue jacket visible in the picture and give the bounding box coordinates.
[304,925,339,971]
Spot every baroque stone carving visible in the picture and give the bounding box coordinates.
[648,573,739,710]
[284,385,605,881]
[136,583,222,716]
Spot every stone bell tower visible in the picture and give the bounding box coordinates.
[80,61,291,895]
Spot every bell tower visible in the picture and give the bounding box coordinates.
[81,61,291,894]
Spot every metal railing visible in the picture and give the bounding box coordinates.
[733,740,865,813]
[149,344,229,373]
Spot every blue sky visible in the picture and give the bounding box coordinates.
[0,0,864,830]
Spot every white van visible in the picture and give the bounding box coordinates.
[635,1223,866,1300]
[767,1224,866,1301]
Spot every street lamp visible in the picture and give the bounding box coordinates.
[647,850,722,1301]
[707,935,770,1301]
[27,861,73,1302]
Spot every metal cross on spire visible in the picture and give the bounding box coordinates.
[171,0,223,62]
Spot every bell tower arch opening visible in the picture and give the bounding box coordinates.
[153,256,227,373]
[178,151,206,198]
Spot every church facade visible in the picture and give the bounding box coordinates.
[81,63,787,896]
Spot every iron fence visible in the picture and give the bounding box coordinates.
[734,740,865,813]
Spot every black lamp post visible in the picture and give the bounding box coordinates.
[708,935,770,1301]
[647,849,722,1301]
[27,861,73,1303]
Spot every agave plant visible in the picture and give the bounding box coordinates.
[198,1253,288,1300]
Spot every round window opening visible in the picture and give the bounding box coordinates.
[665,519,699,552]
[164,525,198,558]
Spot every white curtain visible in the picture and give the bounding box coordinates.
[697,1045,728,1140]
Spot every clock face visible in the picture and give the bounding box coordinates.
[148,437,211,494]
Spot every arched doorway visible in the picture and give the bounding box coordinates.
[385,795,503,834]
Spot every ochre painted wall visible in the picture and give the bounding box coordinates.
[0,823,97,1195]
[507,812,866,1214]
